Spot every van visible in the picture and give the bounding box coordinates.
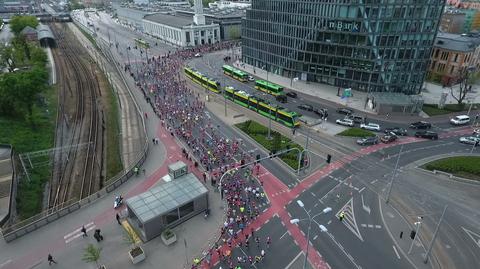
[450,115,470,125]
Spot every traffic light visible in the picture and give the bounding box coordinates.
[410,230,416,240]
[326,154,332,164]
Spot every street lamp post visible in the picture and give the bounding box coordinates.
[408,217,423,254]
[386,145,404,204]
[290,200,332,269]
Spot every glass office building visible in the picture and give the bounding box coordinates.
[241,0,445,95]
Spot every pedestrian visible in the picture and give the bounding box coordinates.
[116,213,121,225]
[81,225,87,237]
[48,254,57,265]
[266,236,271,249]
[261,249,265,259]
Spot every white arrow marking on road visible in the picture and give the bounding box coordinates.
[361,194,371,215]
[462,226,480,248]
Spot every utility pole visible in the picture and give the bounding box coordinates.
[223,77,227,117]
[408,217,423,254]
[424,205,448,264]
[386,145,403,204]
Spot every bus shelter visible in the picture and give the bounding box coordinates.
[125,162,208,242]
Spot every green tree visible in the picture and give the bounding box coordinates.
[0,45,16,72]
[82,244,102,268]
[9,15,39,36]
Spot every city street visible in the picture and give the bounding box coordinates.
[1,8,480,269]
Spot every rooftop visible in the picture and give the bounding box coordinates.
[126,173,208,224]
[434,32,480,52]
[143,13,193,28]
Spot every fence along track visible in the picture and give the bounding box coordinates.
[49,23,103,208]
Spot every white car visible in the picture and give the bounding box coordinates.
[336,118,354,127]
[360,123,381,131]
[194,53,202,57]
[248,75,255,82]
[459,136,480,145]
[450,115,470,125]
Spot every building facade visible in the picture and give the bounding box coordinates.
[428,32,480,85]
[440,11,467,33]
[242,0,445,95]
[143,13,220,46]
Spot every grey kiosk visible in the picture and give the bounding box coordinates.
[125,161,208,241]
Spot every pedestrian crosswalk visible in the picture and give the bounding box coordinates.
[64,222,96,244]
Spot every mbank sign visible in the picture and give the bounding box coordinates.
[328,21,360,32]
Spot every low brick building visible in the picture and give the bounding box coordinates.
[428,32,480,85]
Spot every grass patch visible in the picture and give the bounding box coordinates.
[76,23,99,50]
[422,103,478,116]
[104,82,123,180]
[235,120,303,170]
[0,86,57,220]
[424,156,480,181]
[337,128,375,138]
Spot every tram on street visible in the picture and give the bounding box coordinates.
[222,65,248,82]
[184,66,221,93]
[254,80,284,97]
[224,86,300,128]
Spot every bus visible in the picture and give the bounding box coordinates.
[255,80,284,96]
[224,87,300,128]
[222,65,248,82]
[184,66,221,93]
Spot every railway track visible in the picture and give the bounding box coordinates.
[48,23,104,209]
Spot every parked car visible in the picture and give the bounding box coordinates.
[409,121,432,129]
[336,118,354,127]
[384,127,408,136]
[276,95,287,103]
[298,104,314,111]
[414,131,438,140]
[459,136,480,145]
[286,91,297,98]
[450,115,470,125]
[248,75,255,82]
[356,136,379,146]
[348,114,365,124]
[194,53,202,57]
[314,108,328,119]
[360,123,381,131]
[473,129,480,135]
[380,132,398,143]
[336,107,353,115]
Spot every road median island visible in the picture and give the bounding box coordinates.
[423,156,480,181]
[235,120,303,170]
[337,127,375,138]
[422,103,478,116]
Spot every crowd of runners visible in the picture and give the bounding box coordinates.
[126,41,272,268]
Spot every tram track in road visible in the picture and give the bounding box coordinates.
[48,23,104,209]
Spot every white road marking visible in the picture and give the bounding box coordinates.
[375,225,382,229]
[279,231,289,240]
[462,227,480,248]
[313,235,319,240]
[284,251,303,269]
[64,222,96,244]
[358,187,366,193]
[361,224,367,227]
[370,179,378,184]
[0,259,12,268]
[64,222,94,239]
[392,245,401,259]
[361,194,371,215]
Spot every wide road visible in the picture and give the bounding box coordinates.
[286,134,480,269]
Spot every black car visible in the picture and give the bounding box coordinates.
[286,91,297,98]
[298,104,314,111]
[336,107,353,115]
[348,114,365,124]
[276,95,287,103]
[409,121,432,129]
[314,108,328,119]
[414,131,438,140]
[384,127,408,136]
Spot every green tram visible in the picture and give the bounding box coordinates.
[255,80,284,97]
[184,66,221,93]
[224,86,300,128]
[222,65,248,82]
